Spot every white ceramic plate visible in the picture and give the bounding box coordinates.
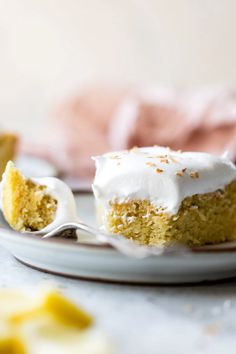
[1,193,236,284]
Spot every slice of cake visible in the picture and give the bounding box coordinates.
[1,161,77,233]
[0,133,18,178]
[92,147,236,247]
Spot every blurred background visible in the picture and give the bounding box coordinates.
[1,0,236,139]
[1,0,236,185]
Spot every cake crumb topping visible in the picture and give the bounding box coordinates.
[169,156,178,163]
[176,168,187,177]
[147,154,179,164]
[190,171,200,179]
[146,162,156,167]
[110,155,121,160]
[160,158,169,164]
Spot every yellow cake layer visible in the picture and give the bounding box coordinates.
[2,162,57,232]
[102,180,236,246]
[0,133,18,178]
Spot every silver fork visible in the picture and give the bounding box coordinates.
[25,221,168,259]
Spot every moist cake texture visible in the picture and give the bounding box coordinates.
[1,161,78,233]
[1,162,57,232]
[92,147,236,246]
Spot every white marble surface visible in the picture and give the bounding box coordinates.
[1,194,236,353]
[1,247,236,354]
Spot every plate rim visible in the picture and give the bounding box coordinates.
[1,226,236,255]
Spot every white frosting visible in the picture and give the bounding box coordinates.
[92,146,236,215]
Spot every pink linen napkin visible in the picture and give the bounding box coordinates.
[21,86,236,183]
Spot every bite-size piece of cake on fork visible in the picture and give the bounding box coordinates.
[0,161,77,233]
[92,146,236,246]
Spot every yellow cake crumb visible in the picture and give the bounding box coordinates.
[159,158,169,164]
[190,171,200,179]
[145,162,156,167]
[176,168,187,177]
